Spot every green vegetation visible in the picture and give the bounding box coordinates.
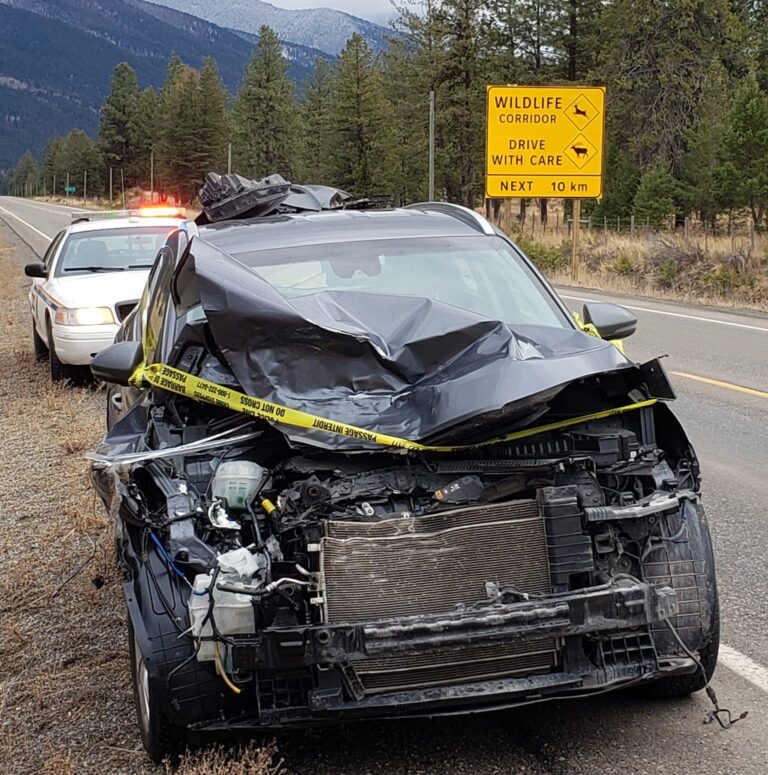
[3,0,768,237]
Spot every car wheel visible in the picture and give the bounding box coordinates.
[641,595,720,698]
[640,507,719,698]
[46,318,69,382]
[128,618,187,763]
[32,320,48,360]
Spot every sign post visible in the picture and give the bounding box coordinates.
[485,85,606,281]
[571,198,581,282]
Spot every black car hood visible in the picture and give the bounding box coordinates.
[190,244,631,450]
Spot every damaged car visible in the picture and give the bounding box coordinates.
[89,174,719,761]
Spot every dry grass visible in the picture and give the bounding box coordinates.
[510,226,768,312]
[168,744,282,775]
[0,231,277,774]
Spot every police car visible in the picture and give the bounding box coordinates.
[25,207,184,381]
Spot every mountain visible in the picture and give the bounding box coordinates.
[0,0,330,171]
[146,0,391,56]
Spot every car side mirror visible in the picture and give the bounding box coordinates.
[24,262,47,278]
[91,340,144,385]
[582,302,637,340]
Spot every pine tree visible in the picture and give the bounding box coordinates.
[551,0,603,81]
[232,26,301,180]
[41,138,64,194]
[12,152,39,196]
[483,0,529,82]
[128,87,161,190]
[196,58,230,178]
[680,65,731,227]
[157,62,206,202]
[56,131,103,197]
[99,63,140,186]
[300,57,335,184]
[435,0,487,207]
[633,164,679,230]
[599,0,744,176]
[386,1,446,203]
[715,72,768,225]
[327,34,392,197]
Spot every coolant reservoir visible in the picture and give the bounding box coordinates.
[212,461,268,510]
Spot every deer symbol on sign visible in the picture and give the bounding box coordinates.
[573,103,588,118]
[572,145,589,158]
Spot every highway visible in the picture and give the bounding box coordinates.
[1,195,767,774]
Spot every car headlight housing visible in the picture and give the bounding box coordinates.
[54,307,116,326]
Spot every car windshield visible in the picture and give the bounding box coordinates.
[56,227,172,276]
[234,236,569,328]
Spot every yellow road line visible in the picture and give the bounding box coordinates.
[670,371,768,399]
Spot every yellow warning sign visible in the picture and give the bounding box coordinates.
[485,85,606,199]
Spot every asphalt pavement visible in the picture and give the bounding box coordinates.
[1,195,767,774]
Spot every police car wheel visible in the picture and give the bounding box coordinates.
[32,320,47,360]
[46,318,69,382]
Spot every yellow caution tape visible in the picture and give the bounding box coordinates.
[130,362,657,453]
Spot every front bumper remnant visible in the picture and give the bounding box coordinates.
[305,579,677,664]
[219,579,680,720]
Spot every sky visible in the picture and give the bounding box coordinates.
[266,0,395,24]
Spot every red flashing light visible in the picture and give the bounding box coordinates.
[138,205,184,218]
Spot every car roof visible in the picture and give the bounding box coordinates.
[68,217,184,234]
[196,207,496,254]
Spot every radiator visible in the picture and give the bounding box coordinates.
[321,500,558,694]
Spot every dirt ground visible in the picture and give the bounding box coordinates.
[0,223,279,774]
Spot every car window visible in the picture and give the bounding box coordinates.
[42,231,65,273]
[233,236,569,329]
[142,249,176,363]
[55,227,172,276]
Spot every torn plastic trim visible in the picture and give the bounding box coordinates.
[86,427,261,466]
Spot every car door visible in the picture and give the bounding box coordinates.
[31,231,65,335]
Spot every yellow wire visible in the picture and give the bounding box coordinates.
[214,641,242,695]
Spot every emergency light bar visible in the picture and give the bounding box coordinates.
[70,206,185,223]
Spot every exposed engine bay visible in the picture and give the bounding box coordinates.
[93,393,716,726]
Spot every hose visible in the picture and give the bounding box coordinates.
[149,530,208,596]
[214,641,241,695]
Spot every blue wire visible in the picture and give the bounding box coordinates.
[149,530,210,596]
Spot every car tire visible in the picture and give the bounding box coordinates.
[128,617,187,763]
[46,318,69,382]
[639,507,719,698]
[641,596,720,698]
[32,320,48,360]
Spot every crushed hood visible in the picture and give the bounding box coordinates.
[189,243,631,450]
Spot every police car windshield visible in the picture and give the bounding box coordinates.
[234,235,569,329]
[56,227,171,276]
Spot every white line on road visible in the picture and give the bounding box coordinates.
[3,198,89,214]
[559,293,768,333]
[719,644,768,693]
[0,204,54,240]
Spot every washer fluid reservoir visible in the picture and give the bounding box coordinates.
[212,461,268,510]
